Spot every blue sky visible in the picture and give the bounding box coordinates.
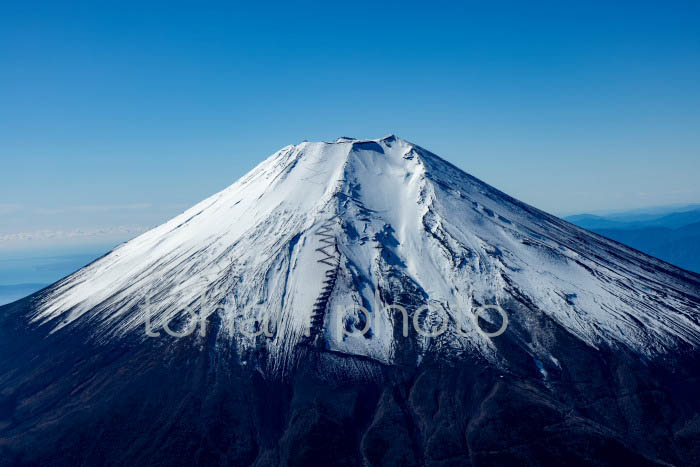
[1,0,699,254]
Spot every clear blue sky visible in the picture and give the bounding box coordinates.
[1,0,699,253]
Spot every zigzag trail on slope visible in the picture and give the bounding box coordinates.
[27,135,700,375]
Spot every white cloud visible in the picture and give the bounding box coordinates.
[0,225,149,242]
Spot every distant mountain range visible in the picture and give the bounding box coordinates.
[566,206,700,273]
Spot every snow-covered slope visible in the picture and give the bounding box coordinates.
[30,136,700,372]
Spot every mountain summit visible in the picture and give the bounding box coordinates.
[32,135,700,367]
[2,136,700,465]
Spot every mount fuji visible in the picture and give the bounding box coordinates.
[1,136,699,466]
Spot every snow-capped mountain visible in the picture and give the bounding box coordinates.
[30,135,700,370]
[3,136,700,466]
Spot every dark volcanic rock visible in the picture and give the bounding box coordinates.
[1,295,699,466]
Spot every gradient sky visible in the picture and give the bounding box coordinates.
[1,1,699,253]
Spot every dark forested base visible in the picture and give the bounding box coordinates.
[1,296,699,466]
